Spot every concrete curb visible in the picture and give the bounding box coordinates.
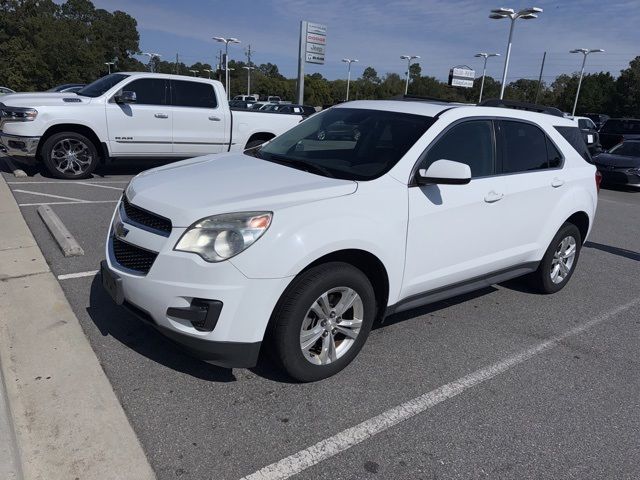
[0,174,155,480]
[37,205,85,256]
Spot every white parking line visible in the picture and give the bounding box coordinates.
[76,181,124,191]
[57,270,99,280]
[241,298,640,480]
[13,189,89,203]
[18,200,118,207]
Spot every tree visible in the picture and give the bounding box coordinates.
[361,66,380,85]
[614,56,640,116]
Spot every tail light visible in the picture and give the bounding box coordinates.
[595,170,602,193]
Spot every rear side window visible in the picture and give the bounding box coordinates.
[121,78,167,105]
[422,120,495,177]
[171,80,217,108]
[498,120,555,173]
[555,126,592,162]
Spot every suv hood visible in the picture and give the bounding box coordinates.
[0,92,90,107]
[127,153,358,227]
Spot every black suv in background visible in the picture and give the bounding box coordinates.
[584,113,610,130]
[599,118,640,150]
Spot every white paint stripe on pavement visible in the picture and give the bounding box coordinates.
[13,189,88,203]
[18,200,118,206]
[75,181,124,191]
[242,298,640,480]
[58,270,98,280]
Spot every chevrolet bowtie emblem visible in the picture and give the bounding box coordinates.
[114,219,129,239]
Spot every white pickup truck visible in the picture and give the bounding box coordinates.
[0,72,304,179]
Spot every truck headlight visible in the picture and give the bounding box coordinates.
[175,212,272,262]
[0,105,38,122]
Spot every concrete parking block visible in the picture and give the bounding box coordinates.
[37,205,84,257]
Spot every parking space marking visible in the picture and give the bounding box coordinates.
[76,181,124,191]
[13,189,89,203]
[18,200,119,207]
[58,270,99,280]
[242,298,640,480]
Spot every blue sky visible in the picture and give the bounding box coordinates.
[94,0,639,83]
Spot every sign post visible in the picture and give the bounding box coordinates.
[296,20,327,104]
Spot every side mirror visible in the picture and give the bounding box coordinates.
[114,91,137,104]
[415,159,471,185]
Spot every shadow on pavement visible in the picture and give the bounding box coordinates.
[585,241,640,262]
[87,276,236,382]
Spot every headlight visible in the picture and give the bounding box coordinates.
[0,105,38,122]
[175,212,272,262]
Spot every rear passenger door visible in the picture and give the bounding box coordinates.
[496,119,565,261]
[170,80,227,156]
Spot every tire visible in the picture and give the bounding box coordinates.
[41,132,99,179]
[245,138,268,150]
[271,262,376,382]
[528,222,582,294]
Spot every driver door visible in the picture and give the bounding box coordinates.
[402,120,510,298]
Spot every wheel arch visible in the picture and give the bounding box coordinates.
[37,123,108,162]
[244,131,276,149]
[565,211,590,244]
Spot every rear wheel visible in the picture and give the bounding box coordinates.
[271,262,376,382]
[529,223,582,294]
[41,132,99,179]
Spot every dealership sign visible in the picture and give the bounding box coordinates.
[304,22,327,64]
[448,66,475,88]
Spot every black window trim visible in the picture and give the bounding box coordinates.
[108,78,169,106]
[169,79,219,110]
[409,116,565,186]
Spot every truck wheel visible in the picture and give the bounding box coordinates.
[271,262,376,382]
[528,223,582,294]
[41,132,99,179]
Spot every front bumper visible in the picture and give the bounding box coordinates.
[0,132,40,159]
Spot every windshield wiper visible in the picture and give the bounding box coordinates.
[265,154,336,178]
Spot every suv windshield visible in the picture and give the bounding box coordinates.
[76,74,129,98]
[249,107,434,180]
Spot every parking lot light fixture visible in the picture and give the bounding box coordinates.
[104,62,115,74]
[242,66,255,96]
[139,52,161,73]
[189,70,199,77]
[474,53,500,103]
[341,58,358,101]
[400,55,420,95]
[213,36,241,100]
[203,68,213,79]
[490,7,543,99]
[570,48,604,116]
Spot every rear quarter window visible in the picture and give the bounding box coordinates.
[555,126,592,163]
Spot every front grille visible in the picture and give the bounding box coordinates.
[111,237,158,274]
[121,196,172,236]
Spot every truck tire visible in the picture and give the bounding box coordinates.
[41,132,99,179]
[245,137,272,150]
[271,262,376,382]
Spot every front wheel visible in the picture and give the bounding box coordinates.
[271,262,376,382]
[41,132,99,179]
[529,222,582,294]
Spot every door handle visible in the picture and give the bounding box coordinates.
[551,178,565,188]
[154,113,168,119]
[208,116,221,121]
[484,191,504,203]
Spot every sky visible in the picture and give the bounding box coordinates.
[92,0,640,83]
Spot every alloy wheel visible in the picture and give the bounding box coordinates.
[51,138,93,176]
[550,235,577,284]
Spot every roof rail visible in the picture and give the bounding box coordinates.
[479,98,564,118]
[393,94,470,105]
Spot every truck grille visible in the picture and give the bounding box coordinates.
[111,237,158,274]
[121,196,172,236]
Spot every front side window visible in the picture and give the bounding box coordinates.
[250,108,434,180]
[172,80,217,108]
[421,120,495,178]
[120,79,167,105]
[498,120,552,173]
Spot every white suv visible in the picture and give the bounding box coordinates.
[101,100,599,381]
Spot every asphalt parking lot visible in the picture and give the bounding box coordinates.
[2,158,640,480]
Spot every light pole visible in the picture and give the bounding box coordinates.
[189,70,199,77]
[570,48,604,116]
[105,62,115,74]
[212,36,241,100]
[203,68,213,79]
[490,7,542,99]
[139,52,161,72]
[341,58,358,101]
[242,66,254,96]
[400,55,420,95]
[474,53,500,103]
